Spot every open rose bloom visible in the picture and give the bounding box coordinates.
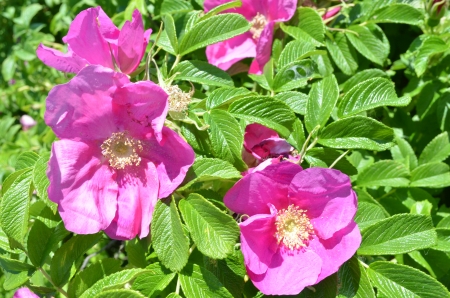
[37,7,151,74]
[45,65,194,240]
[224,161,361,295]
[204,0,298,74]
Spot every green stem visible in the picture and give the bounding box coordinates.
[327,27,359,36]
[175,274,181,294]
[329,150,350,169]
[38,267,69,297]
[170,54,182,73]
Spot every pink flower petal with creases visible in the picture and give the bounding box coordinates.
[244,123,279,151]
[36,44,88,73]
[118,10,146,74]
[249,22,274,75]
[13,288,39,298]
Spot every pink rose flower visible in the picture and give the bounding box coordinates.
[224,161,361,295]
[13,288,38,298]
[322,6,341,22]
[37,7,151,74]
[45,65,195,240]
[204,0,298,74]
[242,123,294,168]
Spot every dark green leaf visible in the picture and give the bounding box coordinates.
[132,262,176,297]
[206,87,252,110]
[410,162,450,188]
[418,131,450,165]
[357,160,410,187]
[369,4,424,25]
[172,61,233,87]
[346,24,389,65]
[338,257,375,298]
[326,33,358,75]
[272,59,320,92]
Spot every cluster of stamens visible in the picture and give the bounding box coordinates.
[250,13,268,39]
[101,131,143,169]
[164,85,192,113]
[275,205,314,250]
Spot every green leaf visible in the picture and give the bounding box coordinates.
[32,152,57,211]
[68,259,122,298]
[206,87,252,110]
[179,263,233,298]
[178,13,250,55]
[410,162,450,188]
[278,40,316,69]
[318,116,395,151]
[367,262,450,298]
[160,0,193,15]
[13,3,42,25]
[163,14,178,53]
[357,160,410,187]
[179,158,241,190]
[228,96,296,137]
[156,31,176,55]
[274,91,308,115]
[418,131,450,165]
[414,36,448,77]
[338,257,375,298]
[305,75,339,132]
[340,69,388,93]
[204,110,246,170]
[390,137,418,170]
[15,151,39,170]
[272,59,320,92]
[1,55,16,81]
[27,219,54,267]
[346,24,389,65]
[51,234,102,287]
[132,263,176,297]
[369,4,424,25]
[0,169,33,246]
[2,271,30,291]
[295,7,325,44]
[151,198,190,272]
[338,78,411,118]
[172,61,233,87]
[0,255,34,272]
[287,118,306,151]
[433,229,450,252]
[326,33,358,76]
[80,269,149,298]
[94,289,145,298]
[280,24,323,47]
[1,168,29,196]
[199,1,242,22]
[305,148,357,176]
[126,238,147,269]
[358,214,436,255]
[179,193,240,259]
[354,202,388,230]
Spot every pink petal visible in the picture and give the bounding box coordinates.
[48,140,118,234]
[63,7,114,69]
[13,288,39,298]
[104,160,159,240]
[96,6,120,43]
[289,168,357,240]
[251,137,293,160]
[224,161,302,215]
[249,22,274,75]
[323,6,342,21]
[204,0,257,19]
[44,65,129,141]
[239,206,278,274]
[308,222,361,283]
[206,33,256,71]
[244,123,279,152]
[264,0,298,22]
[112,80,168,141]
[141,127,195,198]
[243,157,282,175]
[117,9,146,74]
[36,44,87,73]
[248,247,322,295]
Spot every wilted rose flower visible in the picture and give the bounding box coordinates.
[13,288,38,298]
[224,161,361,295]
[204,0,298,74]
[37,7,151,74]
[45,65,195,240]
[242,123,294,168]
[20,115,37,131]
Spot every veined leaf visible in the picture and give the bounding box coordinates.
[346,24,389,65]
[172,60,233,87]
[357,160,410,187]
[368,4,424,25]
[326,33,358,75]
[418,131,450,165]
[410,162,450,188]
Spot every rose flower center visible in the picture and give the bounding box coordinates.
[101,131,143,169]
[275,204,314,250]
[250,13,268,39]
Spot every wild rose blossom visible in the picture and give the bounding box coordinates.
[45,65,194,240]
[224,161,361,295]
[204,0,298,74]
[37,7,151,74]
[242,123,294,168]
[13,288,38,298]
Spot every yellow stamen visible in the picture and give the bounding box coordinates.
[250,13,268,39]
[101,131,143,169]
[164,85,192,113]
[275,205,314,250]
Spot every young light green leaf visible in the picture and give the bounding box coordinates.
[368,262,450,298]
[278,40,316,69]
[228,96,296,137]
[151,198,190,272]
[318,116,395,151]
[206,87,252,110]
[390,137,418,170]
[156,31,177,55]
[179,193,240,259]
[2,55,16,81]
[338,78,411,118]
[414,35,448,77]
[51,234,102,287]
[179,158,241,191]
[132,263,176,297]
[357,160,410,187]
[272,59,320,92]
[346,24,389,65]
[338,257,375,298]
[32,152,57,211]
[305,75,339,132]
[410,162,450,188]
[1,168,29,196]
[340,69,388,93]
[179,263,233,298]
[204,110,246,171]
[368,4,424,25]
[178,13,250,55]
[0,169,33,247]
[274,91,308,115]
[296,7,325,44]
[354,202,388,230]
[15,151,39,170]
[358,214,436,255]
[2,271,30,291]
[287,118,306,151]
[163,14,178,53]
[172,60,233,87]
[326,33,358,75]
[160,0,193,15]
[418,131,450,165]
